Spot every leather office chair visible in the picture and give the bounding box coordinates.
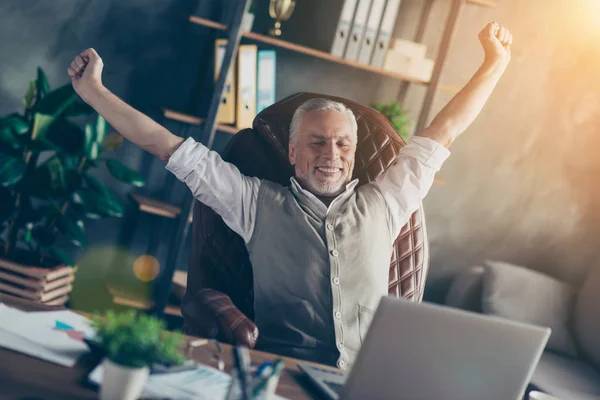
[182,92,431,348]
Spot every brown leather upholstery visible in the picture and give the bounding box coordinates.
[183,92,430,345]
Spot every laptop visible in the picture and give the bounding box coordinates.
[298,296,550,400]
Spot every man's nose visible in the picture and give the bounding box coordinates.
[323,142,339,159]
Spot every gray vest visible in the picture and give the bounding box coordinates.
[248,180,393,369]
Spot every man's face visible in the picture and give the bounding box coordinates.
[289,110,357,197]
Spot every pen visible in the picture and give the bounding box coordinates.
[255,361,271,376]
[233,346,252,400]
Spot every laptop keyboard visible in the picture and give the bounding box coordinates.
[324,380,344,395]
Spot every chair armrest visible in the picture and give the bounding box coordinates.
[182,288,259,348]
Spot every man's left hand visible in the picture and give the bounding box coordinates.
[479,22,512,70]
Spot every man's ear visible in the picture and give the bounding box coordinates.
[289,143,296,165]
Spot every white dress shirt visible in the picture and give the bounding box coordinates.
[166,136,450,243]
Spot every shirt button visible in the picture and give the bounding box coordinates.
[326,224,334,231]
[332,277,340,285]
[337,342,344,350]
[337,360,346,369]
[334,311,342,319]
[330,249,339,257]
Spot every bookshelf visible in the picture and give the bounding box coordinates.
[187,15,462,94]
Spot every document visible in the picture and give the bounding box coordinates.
[0,303,94,367]
[89,362,289,400]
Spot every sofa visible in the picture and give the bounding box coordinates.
[445,261,600,400]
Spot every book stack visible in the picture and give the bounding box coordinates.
[0,258,75,305]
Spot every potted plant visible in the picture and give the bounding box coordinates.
[372,101,412,141]
[91,310,185,400]
[0,68,144,303]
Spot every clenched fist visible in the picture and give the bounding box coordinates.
[67,48,104,100]
[479,22,512,69]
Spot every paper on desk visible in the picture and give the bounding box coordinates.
[0,303,94,367]
[89,362,288,400]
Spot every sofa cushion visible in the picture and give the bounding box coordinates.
[574,264,600,369]
[481,261,578,357]
[445,265,485,313]
[530,352,600,400]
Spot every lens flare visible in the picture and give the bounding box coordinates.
[133,255,160,282]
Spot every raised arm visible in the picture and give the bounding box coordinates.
[68,48,183,161]
[417,22,512,147]
[375,22,512,236]
[68,48,259,244]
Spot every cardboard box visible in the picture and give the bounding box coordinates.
[383,50,435,82]
[391,38,427,60]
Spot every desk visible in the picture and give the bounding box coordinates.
[0,294,322,400]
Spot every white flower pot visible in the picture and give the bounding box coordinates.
[100,358,150,400]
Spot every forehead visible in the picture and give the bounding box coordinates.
[298,110,354,140]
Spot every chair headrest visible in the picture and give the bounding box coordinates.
[252,92,406,184]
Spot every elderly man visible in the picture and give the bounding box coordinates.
[69,22,512,368]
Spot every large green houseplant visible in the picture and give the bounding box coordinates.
[0,68,144,268]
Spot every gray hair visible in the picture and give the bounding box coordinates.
[289,98,358,144]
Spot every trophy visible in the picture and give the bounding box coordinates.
[268,0,296,37]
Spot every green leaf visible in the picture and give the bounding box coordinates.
[56,214,86,248]
[28,156,81,197]
[46,119,85,154]
[46,246,74,266]
[95,115,107,146]
[84,172,109,194]
[75,186,123,218]
[36,67,51,99]
[0,154,26,187]
[31,113,56,140]
[38,203,61,218]
[0,187,15,223]
[105,159,145,187]
[20,196,43,225]
[88,142,101,160]
[102,132,124,152]
[35,84,77,117]
[45,156,66,193]
[32,225,55,247]
[84,123,97,159]
[63,101,94,117]
[4,114,30,136]
[0,121,22,152]
[27,138,57,152]
[24,80,37,109]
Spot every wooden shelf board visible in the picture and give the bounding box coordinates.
[112,295,182,317]
[163,109,242,134]
[466,0,496,8]
[106,284,182,317]
[130,193,194,222]
[130,193,180,219]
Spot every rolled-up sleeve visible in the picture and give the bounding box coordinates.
[166,137,260,244]
[373,136,450,238]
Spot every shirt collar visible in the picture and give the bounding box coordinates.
[289,177,359,216]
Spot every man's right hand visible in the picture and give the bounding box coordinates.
[67,48,104,101]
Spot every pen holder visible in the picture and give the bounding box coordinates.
[225,366,281,400]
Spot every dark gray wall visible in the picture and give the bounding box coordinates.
[3,0,597,310]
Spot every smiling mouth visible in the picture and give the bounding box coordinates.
[315,167,342,174]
